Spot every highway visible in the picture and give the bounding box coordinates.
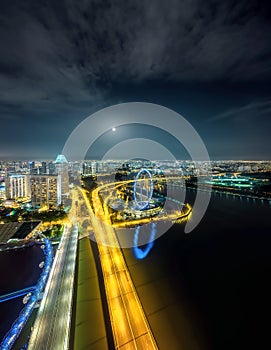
[80,187,159,350]
[27,224,78,350]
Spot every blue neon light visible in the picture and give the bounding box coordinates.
[0,286,36,303]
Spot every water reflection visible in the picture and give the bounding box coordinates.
[133,222,157,259]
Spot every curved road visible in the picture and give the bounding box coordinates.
[80,187,158,349]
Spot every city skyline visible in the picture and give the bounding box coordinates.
[0,2,270,349]
[1,155,270,349]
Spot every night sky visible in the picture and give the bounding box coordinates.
[0,0,271,160]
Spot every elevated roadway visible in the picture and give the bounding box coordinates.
[80,187,158,350]
[27,224,78,350]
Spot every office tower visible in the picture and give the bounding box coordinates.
[0,182,5,200]
[91,161,97,175]
[29,161,37,175]
[70,161,82,180]
[5,174,30,199]
[40,161,47,175]
[30,174,60,207]
[55,154,69,201]
[48,162,56,175]
[82,162,91,175]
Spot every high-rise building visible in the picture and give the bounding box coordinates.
[82,162,91,175]
[30,174,60,207]
[0,182,5,200]
[29,161,37,175]
[55,154,69,201]
[5,174,30,199]
[48,162,56,175]
[91,161,97,175]
[82,161,97,175]
[69,161,82,180]
[39,161,47,175]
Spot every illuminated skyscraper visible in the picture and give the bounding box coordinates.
[48,162,56,175]
[29,161,38,175]
[30,174,60,207]
[55,154,69,202]
[40,161,47,175]
[82,162,91,175]
[5,174,30,199]
[91,161,97,175]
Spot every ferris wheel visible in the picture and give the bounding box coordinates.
[133,168,154,210]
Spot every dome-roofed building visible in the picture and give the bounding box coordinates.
[55,154,68,164]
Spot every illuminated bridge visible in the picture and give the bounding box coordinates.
[0,286,36,303]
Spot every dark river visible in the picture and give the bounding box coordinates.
[0,244,44,342]
[121,189,271,350]
[0,190,270,349]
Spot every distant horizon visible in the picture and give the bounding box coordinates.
[0,157,270,163]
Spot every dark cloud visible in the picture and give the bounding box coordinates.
[0,0,271,90]
[209,99,271,122]
[0,0,270,159]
